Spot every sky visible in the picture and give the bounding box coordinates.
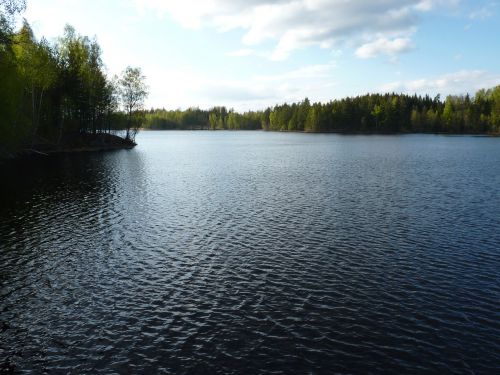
[21,0,500,111]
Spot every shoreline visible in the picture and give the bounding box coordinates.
[141,128,500,136]
[3,130,499,161]
[1,133,136,162]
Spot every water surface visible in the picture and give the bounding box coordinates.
[1,132,499,374]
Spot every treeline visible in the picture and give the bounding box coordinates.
[144,107,263,130]
[0,1,147,155]
[144,89,500,134]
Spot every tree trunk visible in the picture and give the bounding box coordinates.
[35,88,45,139]
[126,110,131,140]
[31,85,36,146]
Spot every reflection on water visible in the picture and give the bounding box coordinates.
[1,132,499,374]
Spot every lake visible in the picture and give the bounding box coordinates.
[1,131,499,374]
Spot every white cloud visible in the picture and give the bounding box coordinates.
[255,61,337,81]
[135,0,458,60]
[415,0,460,11]
[146,62,338,110]
[355,37,414,59]
[469,3,496,20]
[226,49,256,57]
[380,70,500,96]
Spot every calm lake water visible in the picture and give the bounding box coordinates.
[1,131,499,374]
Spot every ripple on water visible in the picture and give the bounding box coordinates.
[1,132,499,374]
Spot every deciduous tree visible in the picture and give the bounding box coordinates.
[119,66,148,141]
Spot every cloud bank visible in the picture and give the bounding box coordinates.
[380,70,500,96]
[147,62,339,110]
[135,0,457,60]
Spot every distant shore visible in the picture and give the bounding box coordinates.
[141,128,500,136]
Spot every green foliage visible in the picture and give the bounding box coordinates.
[143,107,261,131]
[0,37,25,153]
[119,66,148,140]
[256,91,500,134]
[141,89,500,135]
[490,86,500,132]
[12,22,57,142]
[0,0,26,16]
[0,17,147,154]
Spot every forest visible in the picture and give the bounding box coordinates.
[0,0,147,157]
[143,89,500,134]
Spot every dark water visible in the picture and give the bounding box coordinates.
[1,132,499,374]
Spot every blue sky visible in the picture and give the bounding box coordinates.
[22,0,500,111]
